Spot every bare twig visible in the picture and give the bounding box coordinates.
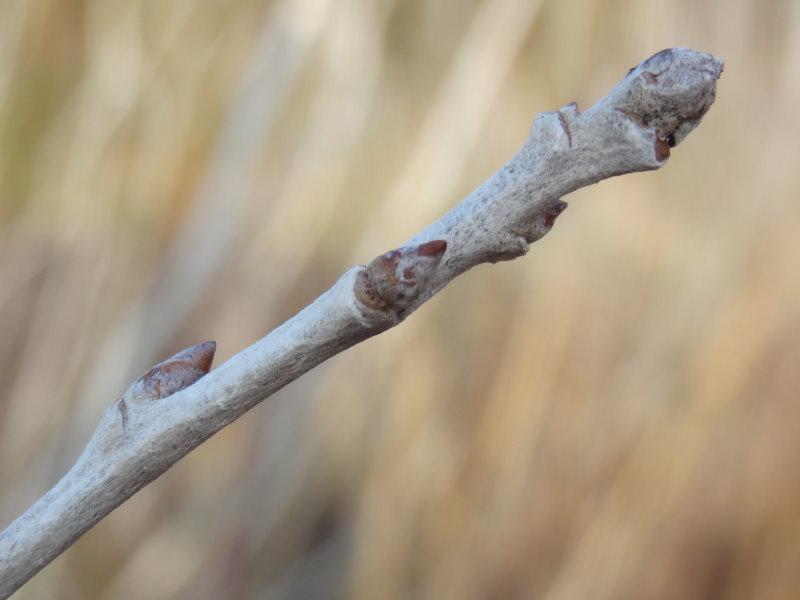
[0,48,722,598]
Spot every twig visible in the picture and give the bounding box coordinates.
[0,48,723,598]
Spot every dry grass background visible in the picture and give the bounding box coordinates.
[1,0,799,598]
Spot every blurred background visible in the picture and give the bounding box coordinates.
[1,0,798,598]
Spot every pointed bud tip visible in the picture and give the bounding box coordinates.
[416,240,447,257]
[191,341,216,373]
[165,340,216,373]
[545,201,568,227]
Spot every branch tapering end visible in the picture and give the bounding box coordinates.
[606,48,723,153]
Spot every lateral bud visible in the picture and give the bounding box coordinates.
[122,341,217,403]
[355,240,447,312]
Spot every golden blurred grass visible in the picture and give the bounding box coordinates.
[2,0,800,598]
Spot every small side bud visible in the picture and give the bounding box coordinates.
[123,341,216,403]
[507,199,568,253]
[544,200,568,227]
[355,240,447,312]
